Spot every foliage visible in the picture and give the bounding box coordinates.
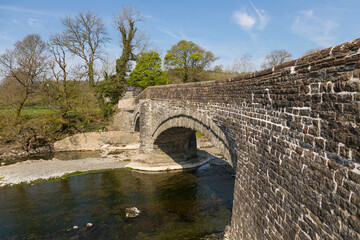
[164,40,217,83]
[261,49,292,69]
[96,73,126,119]
[128,51,168,89]
[195,132,204,138]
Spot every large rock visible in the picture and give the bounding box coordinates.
[54,131,140,152]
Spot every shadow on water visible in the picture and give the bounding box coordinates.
[0,159,234,240]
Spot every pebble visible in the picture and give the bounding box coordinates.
[73,226,79,230]
[1,162,5,166]
[86,223,93,228]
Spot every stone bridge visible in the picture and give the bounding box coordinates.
[121,39,360,239]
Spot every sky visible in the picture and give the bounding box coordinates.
[0,0,359,70]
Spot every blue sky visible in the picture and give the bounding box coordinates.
[0,0,359,70]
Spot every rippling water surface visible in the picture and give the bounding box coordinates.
[0,162,234,240]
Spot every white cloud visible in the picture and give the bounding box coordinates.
[233,3,269,31]
[292,9,338,47]
[250,2,270,30]
[233,10,256,30]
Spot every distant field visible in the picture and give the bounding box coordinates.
[0,108,55,116]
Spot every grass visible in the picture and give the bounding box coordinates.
[196,132,204,138]
[32,170,102,184]
[0,108,55,116]
[0,107,102,117]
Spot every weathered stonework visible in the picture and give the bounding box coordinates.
[133,38,360,239]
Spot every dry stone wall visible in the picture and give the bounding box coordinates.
[135,39,360,239]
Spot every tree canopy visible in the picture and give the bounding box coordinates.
[58,11,109,88]
[0,34,48,118]
[128,51,167,90]
[164,40,217,83]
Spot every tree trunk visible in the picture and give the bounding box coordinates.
[16,91,28,118]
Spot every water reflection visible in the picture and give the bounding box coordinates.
[0,162,234,240]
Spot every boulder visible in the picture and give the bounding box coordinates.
[125,207,141,218]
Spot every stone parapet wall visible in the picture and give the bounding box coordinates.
[135,38,360,239]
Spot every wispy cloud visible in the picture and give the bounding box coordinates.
[0,5,58,17]
[250,1,270,30]
[0,32,13,42]
[233,2,270,31]
[161,29,182,40]
[159,28,193,41]
[142,14,153,20]
[27,18,41,27]
[292,9,338,47]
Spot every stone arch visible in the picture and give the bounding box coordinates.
[134,115,140,132]
[133,111,140,132]
[151,114,236,167]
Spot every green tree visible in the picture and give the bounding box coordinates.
[164,40,217,83]
[97,73,126,118]
[113,5,150,84]
[128,51,167,90]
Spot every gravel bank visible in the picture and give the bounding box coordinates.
[0,157,128,186]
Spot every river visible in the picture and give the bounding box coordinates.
[0,160,234,239]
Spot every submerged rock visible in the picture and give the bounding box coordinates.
[125,207,141,218]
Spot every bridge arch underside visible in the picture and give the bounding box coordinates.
[134,115,140,132]
[151,114,236,168]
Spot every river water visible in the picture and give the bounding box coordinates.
[0,161,234,239]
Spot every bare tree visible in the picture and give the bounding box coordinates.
[261,49,292,69]
[0,34,47,118]
[303,47,323,56]
[213,65,224,73]
[42,34,73,120]
[59,11,109,88]
[231,53,255,74]
[113,5,150,82]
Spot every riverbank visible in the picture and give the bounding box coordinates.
[0,149,224,186]
[0,128,226,186]
[0,157,129,186]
